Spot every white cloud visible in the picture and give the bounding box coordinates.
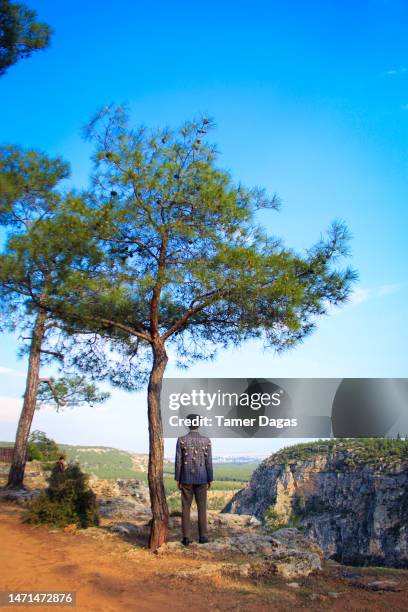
[0,396,22,423]
[385,67,407,76]
[348,283,404,306]
[334,282,404,314]
[349,287,371,306]
[0,366,25,378]
[378,282,405,297]
[0,396,60,425]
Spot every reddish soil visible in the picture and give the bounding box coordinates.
[1,502,407,611]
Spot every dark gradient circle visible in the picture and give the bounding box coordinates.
[332,378,406,437]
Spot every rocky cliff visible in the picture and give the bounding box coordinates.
[223,439,408,568]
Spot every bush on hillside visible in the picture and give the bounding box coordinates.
[27,430,61,463]
[264,506,304,532]
[25,463,99,528]
[274,437,408,465]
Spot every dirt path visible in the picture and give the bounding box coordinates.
[1,502,407,612]
[0,504,281,611]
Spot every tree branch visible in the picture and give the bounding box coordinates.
[38,377,63,407]
[39,348,64,361]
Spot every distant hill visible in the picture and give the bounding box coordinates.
[1,441,259,482]
[270,437,408,466]
[0,441,153,480]
[213,454,266,463]
[59,445,162,480]
[60,446,258,482]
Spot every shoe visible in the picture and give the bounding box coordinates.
[181,537,190,546]
[198,536,209,544]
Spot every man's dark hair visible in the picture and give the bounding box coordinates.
[186,413,201,430]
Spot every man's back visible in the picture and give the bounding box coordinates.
[175,430,213,485]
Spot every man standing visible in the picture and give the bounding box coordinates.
[174,414,213,545]
[56,455,66,472]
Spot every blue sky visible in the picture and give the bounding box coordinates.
[0,0,407,457]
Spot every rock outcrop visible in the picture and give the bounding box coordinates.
[0,461,48,505]
[223,440,408,568]
[0,462,152,520]
[0,487,41,505]
[0,460,49,489]
[158,518,322,578]
[89,477,151,520]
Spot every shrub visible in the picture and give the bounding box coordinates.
[264,507,288,532]
[25,463,99,528]
[294,490,306,515]
[264,505,305,532]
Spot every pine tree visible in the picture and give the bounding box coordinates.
[0,145,108,489]
[44,107,357,548]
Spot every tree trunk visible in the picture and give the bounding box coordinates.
[147,342,169,550]
[6,309,46,489]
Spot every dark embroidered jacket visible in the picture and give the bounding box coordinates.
[174,431,213,484]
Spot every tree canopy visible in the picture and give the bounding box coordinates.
[0,0,51,76]
[46,106,357,384]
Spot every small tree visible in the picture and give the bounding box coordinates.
[25,462,99,528]
[27,429,60,462]
[46,107,357,549]
[0,145,109,489]
[0,0,52,76]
